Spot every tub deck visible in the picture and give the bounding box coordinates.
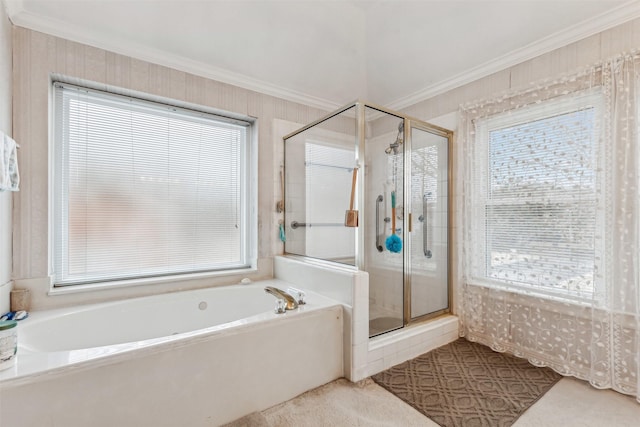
[0,279,344,426]
[0,279,342,386]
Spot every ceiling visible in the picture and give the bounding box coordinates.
[4,0,640,110]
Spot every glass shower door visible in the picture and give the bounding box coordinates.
[367,108,405,337]
[409,124,449,320]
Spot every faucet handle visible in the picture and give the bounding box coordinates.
[274,299,287,314]
[287,287,306,305]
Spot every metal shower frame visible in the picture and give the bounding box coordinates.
[283,100,453,327]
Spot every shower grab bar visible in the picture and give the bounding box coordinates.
[290,221,343,229]
[419,192,433,258]
[375,195,383,252]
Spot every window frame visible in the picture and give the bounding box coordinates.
[469,89,603,303]
[49,80,257,289]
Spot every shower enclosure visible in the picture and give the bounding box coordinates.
[283,102,451,337]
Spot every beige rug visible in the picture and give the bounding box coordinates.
[263,378,435,426]
[223,378,436,427]
[222,376,640,427]
[372,338,562,427]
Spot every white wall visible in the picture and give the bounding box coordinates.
[400,17,640,123]
[9,16,640,313]
[11,27,335,310]
[395,18,640,317]
[0,2,13,313]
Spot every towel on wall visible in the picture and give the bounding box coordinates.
[0,131,20,192]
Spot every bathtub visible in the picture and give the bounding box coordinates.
[0,279,344,426]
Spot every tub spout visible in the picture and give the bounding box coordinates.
[264,286,298,313]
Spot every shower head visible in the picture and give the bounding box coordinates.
[385,121,405,155]
[385,144,397,155]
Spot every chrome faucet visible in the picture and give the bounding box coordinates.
[264,286,299,313]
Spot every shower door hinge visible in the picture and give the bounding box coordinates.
[408,213,412,232]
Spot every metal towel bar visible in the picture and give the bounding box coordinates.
[290,221,343,229]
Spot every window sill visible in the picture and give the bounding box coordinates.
[48,266,258,297]
[466,277,595,308]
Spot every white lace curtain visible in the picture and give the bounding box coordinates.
[458,52,639,401]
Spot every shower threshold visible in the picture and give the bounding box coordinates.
[369,316,403,337]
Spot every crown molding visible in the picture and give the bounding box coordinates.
[2,0,23,20]
[5,0,640,115]
[386,0,640,111]
[4,1,342,112]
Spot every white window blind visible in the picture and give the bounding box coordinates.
[471,91,602,299]
[52,82,252,286]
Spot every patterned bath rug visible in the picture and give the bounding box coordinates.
[372,338,562,427]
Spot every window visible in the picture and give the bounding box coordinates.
[470,90,602,300]
[52,82,254,286]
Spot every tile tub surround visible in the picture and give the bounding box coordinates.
[274,255,369,382]
[273,255,458,382]
[0,280,343,426]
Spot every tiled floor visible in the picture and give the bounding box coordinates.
[236,376,640,427]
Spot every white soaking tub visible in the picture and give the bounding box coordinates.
[0,279,344,427]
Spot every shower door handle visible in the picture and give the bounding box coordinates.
[421,193,432,258]
[375,195,383,252]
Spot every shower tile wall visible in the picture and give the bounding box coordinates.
[304,143,355,261]
[284,141,356,261]
[283,110,357,264]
